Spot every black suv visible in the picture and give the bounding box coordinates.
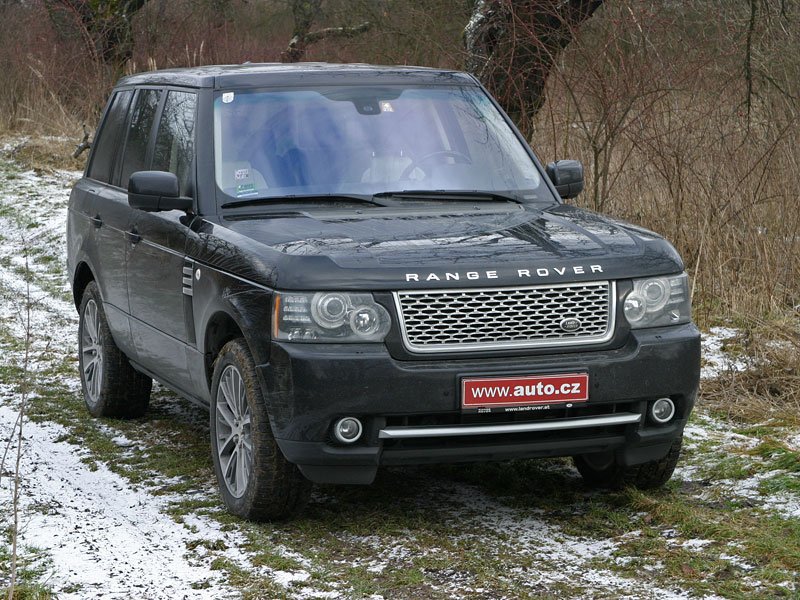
[67,64,700,520]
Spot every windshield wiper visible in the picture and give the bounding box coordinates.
[222,193,388,209]
[373,190,523,203]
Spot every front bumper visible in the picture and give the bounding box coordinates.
[259,323,700,484]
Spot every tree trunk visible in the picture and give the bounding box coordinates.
[464,0,603,138]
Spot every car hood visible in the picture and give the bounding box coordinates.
[188,203,684,290]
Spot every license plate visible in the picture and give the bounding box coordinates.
[461,373,589,413]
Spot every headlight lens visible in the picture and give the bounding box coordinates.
[623,273,691,329]
[273,292,391,342]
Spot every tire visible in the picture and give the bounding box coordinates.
[78,281,152,418]
[210,338,311,521]
[573,438,683,490]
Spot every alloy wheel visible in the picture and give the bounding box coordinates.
[215,365,253,498]
[80,299,104,407]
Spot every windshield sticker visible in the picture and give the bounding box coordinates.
[234,168,257,197]
[380,101,394,113]
[222,92,235,104]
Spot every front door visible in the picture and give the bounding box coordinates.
[126,90,198,393]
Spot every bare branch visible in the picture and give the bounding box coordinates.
[281,0,371,63]
[73,123,92,159]
[283,21,371,62]
[745,0,758,123]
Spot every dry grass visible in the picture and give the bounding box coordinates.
[6,138,87,174]
[701,316,800,425]
[533,2,800,328]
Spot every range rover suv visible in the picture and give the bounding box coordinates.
[67,63,700,520]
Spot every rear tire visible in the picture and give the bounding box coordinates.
[573,439,682,490]
[78,281,151,418]
[210,338,311,521]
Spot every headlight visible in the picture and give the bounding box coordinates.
[623,273,691,329]
[273,292,391,342]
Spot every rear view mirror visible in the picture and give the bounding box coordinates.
[128,171,193,212]
[545,160,584,199]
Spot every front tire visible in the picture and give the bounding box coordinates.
[573,439,683,490]
[78,281,151,418]
[210,338,311,521]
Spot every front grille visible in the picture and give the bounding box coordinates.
[393,281,615,353]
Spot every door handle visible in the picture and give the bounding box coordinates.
[125,229,141,245]
[89,215,103,229]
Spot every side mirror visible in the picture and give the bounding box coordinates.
[128,171,193,212]
[545,160,584,199]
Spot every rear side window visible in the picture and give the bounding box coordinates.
[88,90,133,183]
[152,91,197,196]
[119,89,162,189]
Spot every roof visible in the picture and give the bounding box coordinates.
[115,63,476,90]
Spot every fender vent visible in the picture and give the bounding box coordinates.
[182,260,194,296]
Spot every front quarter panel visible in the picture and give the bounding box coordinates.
[190,259,273,401]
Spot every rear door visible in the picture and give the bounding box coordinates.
[79,89,136,355]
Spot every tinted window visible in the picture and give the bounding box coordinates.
[152,91,197,196]
[119,89,161,189]
[88,90,133,183]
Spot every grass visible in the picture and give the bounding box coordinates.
[0,544,53,600]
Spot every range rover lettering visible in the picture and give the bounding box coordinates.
[66,64,701,520]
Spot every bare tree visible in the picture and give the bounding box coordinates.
[464,0,603,137]
[281,0,371,63]
[44,0,147,70]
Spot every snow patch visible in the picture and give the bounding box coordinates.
[0,404,242,599]
[701,327,748,379]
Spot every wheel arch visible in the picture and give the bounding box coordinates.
[72,261,96,309]
[203,310,247,388]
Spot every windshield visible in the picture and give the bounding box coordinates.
[213,85,545,204]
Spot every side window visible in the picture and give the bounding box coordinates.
[87,90,133,183]
[152,91,197,196]
[119,89,162,189]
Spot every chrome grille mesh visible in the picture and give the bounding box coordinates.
[394,281,614,353]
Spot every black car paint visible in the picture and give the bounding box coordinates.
[67,64,700,486]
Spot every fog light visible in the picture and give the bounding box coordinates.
[333,417,363,444]
[650,398,676,424]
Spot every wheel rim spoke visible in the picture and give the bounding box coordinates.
[222,446,237,481]
[221,373,238,419]
[217,433,236,455]
[215,401,236,430]
[235,373,243,413]
[215,364,252,498]
[235,443,246,492]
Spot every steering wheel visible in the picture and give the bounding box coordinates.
[400,150,472,180]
